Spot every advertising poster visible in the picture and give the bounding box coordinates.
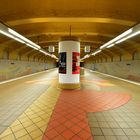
[59,52,66,74]
[72,52,80,74]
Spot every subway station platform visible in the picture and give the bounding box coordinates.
[0,69,140,140]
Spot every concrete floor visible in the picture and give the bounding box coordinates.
[0,69,140,140]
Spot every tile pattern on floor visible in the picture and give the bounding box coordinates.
[0,69,57,133]
[88,110,140,140]
[84,70,140,140]
[0,69,136,140]
[0,82,60,140]
[88,97,140,140]
[43,89,130,140]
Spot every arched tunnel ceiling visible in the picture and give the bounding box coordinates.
[0,0,140,59]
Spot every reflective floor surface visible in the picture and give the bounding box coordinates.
[0,69,140,140]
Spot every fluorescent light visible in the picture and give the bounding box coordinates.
[39,50,44,53]
[33,44,41,49]
[26,43,38,50]
[92,50,101,55]
[126,30,140,39]
[8,28,28,41]
[84,54,90,58]
[13,37,25,44]
[1,27,56,60]
[80,55,89,61]
[106,44,115,48]
[100,44,107,49]
[0,30,14,39]
[8,28,41,49]
[39,50,47,54]
[51,54,57,58]
[115,38,127,44]
[100,28,132,49]
[40,49,58,59]
[39,50,51,56]
[116,30,140,44]
[113,29,132,42]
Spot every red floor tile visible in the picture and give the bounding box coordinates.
[42,86,131,140]
[61,129,75,139]
[55,124,66,133]
[70,125,82,134]
[45,129,59,139]
[77,121,88,129]
[70,135,82,140]
[64,121,74,128]
[71,117,81,124]
[78,130,92,139]
[53,135,66,140]
[56,117,67,124]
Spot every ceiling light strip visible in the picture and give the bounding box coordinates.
[116,30,140,44]
[13,37,25,44]
[26,43,38,50]
[0,30,14,39]
[0,23,57,59]
[100,28,132,49]
[8,28,58,59]
[92,50,101,55]
[106,44,115,48]
[8,28,41,49]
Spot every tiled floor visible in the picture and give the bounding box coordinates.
[0,69,140,140]
[0,69,57,133]
[0,78,60,140]
[43,89,130,140]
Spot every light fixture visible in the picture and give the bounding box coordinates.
[40,50,47,54]
[92,50,101,56]
[116,30,140,44]
[0,30,14,39]
[26,43,38,50]
[0,30,26,44]
[13,37,25,44]
[81,23,140,61]
[100,28,133,49]
[106,44,115,48]
[8,28,41,49]
[40,49,58,59]
[51,54,57,58]
[84,54,90,58]
[0,23,57,59]
[40,49,51,56]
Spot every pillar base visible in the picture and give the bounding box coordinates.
[58,83,80,90]
[80,68,85,76]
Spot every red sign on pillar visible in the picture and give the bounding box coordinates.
[72,52,80,74]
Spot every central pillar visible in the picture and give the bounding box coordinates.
[58,36,80,89]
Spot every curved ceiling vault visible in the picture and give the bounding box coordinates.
[0,0,140,60]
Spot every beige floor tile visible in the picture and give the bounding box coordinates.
[25,124,38,133]
[11,124,24,132]
[14,129,28,139]
[17,135,32,140]
[29,129,43,139]
[1,134,15,140]
[0,128,12,138]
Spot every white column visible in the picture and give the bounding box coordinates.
[58,37,80,89]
